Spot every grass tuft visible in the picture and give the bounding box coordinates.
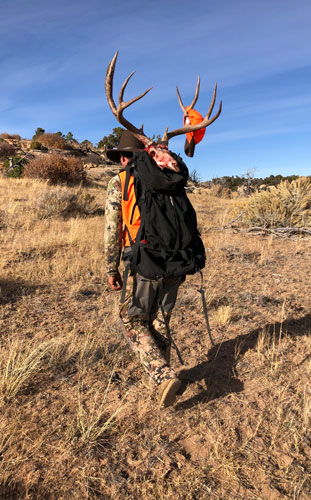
[0,339,57,403]
[67,373,125,445]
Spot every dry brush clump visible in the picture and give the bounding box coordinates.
[0,140,15,161]
[0,133,21,140]
[207,183,232,198]
[30,140,47,151]
[232,177,311,228]
[36,132,67,150]
[36,186,99,218]
[23,153,86,184]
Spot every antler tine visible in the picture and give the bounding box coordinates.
[162,82,222,143]
[176,86,187,115]
[105,50,119,114]
[189,76,200,109]
[118,72,152,111]
[105,50,152,146]
[206,83,217,118]
[176,76,201,117]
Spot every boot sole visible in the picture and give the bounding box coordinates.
[158,378,181,408]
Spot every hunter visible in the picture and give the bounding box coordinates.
[104,51,221,409]
[105,130,183,408]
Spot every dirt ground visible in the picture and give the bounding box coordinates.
[0,176,311,499]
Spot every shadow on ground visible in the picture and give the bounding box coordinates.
[0,482,26,500]
[0,483,55,500]
[0,278,44,304]
[175,313,311,411]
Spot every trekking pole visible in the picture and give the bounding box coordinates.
[198,271,215,347]
[160,303,184,365]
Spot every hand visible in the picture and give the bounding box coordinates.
[108,272,123,291]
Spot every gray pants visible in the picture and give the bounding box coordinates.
[127,274,184,317]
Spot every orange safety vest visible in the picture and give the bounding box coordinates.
[119,170,141,247]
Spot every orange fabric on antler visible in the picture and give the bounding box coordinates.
[184,108,206,145]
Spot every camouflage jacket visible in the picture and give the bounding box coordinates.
[104,174,123,276]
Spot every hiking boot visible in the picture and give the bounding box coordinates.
[158,378,181,409]
[142,374,155,391]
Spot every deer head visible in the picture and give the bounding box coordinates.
[105,51,222,168]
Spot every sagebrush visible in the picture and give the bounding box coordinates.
[232,177,311,228]
[23,154,86,184]
[36,186,98,218]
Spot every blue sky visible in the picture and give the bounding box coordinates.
[1,0,310,180]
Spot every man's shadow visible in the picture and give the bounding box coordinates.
[175,314,311,411]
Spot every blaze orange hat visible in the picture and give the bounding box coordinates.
[184,107,206,157]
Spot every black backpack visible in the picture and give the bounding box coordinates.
[122,150,205,279]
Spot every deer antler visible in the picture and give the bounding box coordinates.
[161,79,222,143]
[176,76,200,116]
[105,51,153,146]
[105,51,222,146]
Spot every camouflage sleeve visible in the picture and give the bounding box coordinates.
[104,175,123,276]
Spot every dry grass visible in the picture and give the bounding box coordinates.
[0,338,57,403]
[67,373,127,445]
[1,175,311,499]
[213,305,233,327]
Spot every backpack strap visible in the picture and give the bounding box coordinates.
[122,161,134,201]
[124,225,134,247]
[129,220,143,271]
[129,200,138,224]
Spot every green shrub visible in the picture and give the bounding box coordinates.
[23,154,86,184]
[97,127,124,149]
[30,140,47,151]
[3,156,27,178]
[36,187,98,218]
[32,127,45,141]
[233,177,311,228]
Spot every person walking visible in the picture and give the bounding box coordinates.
[103,51,221,409]
[105,131,183,409]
